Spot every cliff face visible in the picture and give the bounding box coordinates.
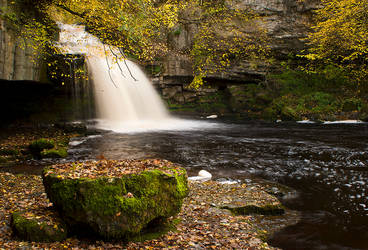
[0,0,42,81]
[154,0,320,104]
[0,0,319,108]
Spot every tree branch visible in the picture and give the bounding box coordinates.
[118,47,138,82]
[55,4,87,18]
[109,46,126,78]
[103,44,118,88]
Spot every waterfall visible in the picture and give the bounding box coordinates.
[57,24,216,133]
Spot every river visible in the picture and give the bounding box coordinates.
[7,119,367,249]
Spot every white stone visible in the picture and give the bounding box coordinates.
[188,170,212,181]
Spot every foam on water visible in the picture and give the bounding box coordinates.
[323,120,364,124]
[94,118,220,134]
[297,120,315,124]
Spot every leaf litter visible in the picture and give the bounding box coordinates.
[0,125,300,249]
[0,169,301,249]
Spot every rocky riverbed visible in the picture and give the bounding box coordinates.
[0,124,300,248]
[0,170,300,249]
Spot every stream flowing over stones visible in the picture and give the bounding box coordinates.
[65,120,368,250]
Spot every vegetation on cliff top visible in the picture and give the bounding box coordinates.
[1,0,269,87]
[1,0,367,120]
[304,0,368,82]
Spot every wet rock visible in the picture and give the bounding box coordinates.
[162,86,182,99]
[42,160,189,240]
[11,211,67,242]
[54,122,87,134]
[193,181,285,216]
[221,204,285,216]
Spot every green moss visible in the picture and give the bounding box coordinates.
[221,204,285,216]
[41,148,68,158]
[28,139,55,159]
[80,178,126,217]
[42,166,189,240]
[11,212,67,242]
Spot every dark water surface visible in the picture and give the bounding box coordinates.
[25,120,368,249]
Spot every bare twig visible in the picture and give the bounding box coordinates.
[103,44,118,88]
[108,46,126,78]
[118,47,138,82]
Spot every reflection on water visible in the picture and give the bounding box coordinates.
[70,121,368,249]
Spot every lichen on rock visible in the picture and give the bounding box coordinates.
[42,159,189,240]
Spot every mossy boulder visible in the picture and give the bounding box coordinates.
[11,211,67,242]
[42,159,189,240]
[28,139,69,159]
[28,139,55,159]
[41,148,68,158]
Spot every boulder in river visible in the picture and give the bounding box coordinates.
[42,159,189,240]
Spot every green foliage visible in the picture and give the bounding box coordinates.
[145,65,162,75]
[187,0,270,88]
[272,92,338,120]
[228,84,273,114]
[342,98,362,112]
[198,92,229,113]
[265,66,368,120]
[270,65,352,96]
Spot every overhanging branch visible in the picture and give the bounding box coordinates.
[55,4,87,18]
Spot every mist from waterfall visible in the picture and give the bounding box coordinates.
[57,24,217,133]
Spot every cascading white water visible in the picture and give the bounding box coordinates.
[57,24,218,133]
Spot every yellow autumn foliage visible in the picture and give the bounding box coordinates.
[305,0,368,81]
[2,0,270,87]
